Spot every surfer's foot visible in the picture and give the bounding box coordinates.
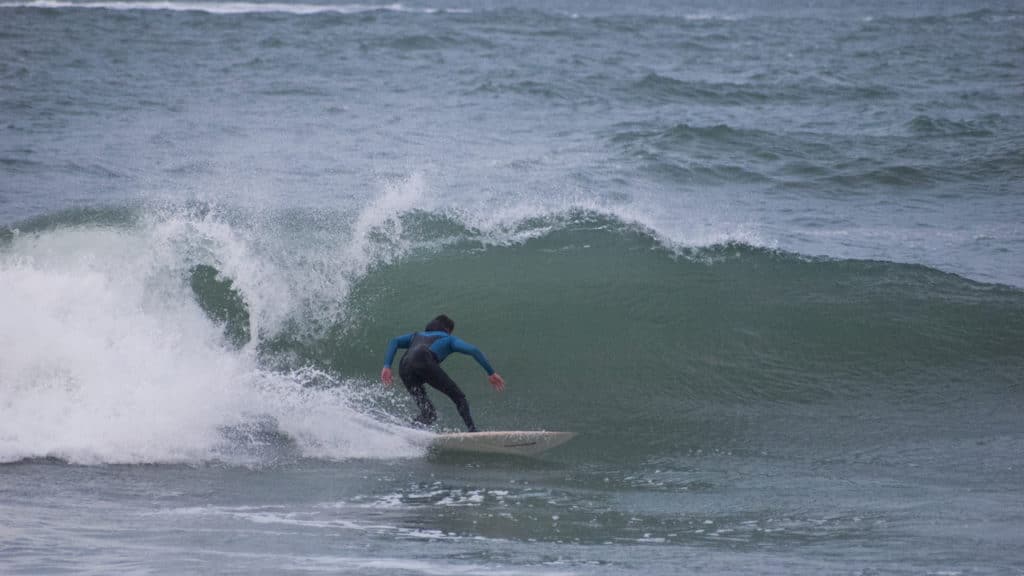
[467,425,479,433]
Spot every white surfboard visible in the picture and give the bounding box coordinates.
[430,430,576,456]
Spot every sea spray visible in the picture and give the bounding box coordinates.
[0,214,427,464]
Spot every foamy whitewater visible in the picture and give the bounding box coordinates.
[2,0,1023,574]
[0,212,431,465]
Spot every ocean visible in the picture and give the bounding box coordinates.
[1,0,1023,574]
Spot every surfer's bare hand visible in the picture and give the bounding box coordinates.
[489,373,505,392]
[381,367,393,386]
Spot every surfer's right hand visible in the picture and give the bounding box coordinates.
[381,367,393,386]
[489,373,505,392]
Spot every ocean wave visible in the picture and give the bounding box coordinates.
[906,114,997,138]
[0,208,427,465]
[0,0,468,16]
[625,72,897,106]
[861,8,1022,26]
[2,203,1022,465]
[471,79,573,102]
[629,73,771,105]
[609,121,768,149]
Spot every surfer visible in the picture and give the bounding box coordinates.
[381,314,505,432]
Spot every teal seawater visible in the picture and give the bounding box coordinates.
[2,1,1023,574]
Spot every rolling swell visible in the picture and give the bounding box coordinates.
[342,216,1024,461]
[626,72,896,106]
[607,117,1016,189]
[3,207,1022,463]
[12,207,1019,409]
[258,211,1024,444]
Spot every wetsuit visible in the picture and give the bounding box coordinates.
[383,331,496,432]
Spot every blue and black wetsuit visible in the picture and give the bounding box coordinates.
[383,331,495,432]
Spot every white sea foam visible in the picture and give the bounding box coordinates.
[3,175,728,465]
[0,0,468,15]
[438,179,770,254]
[341,171,433,279]
[0,214,425,465]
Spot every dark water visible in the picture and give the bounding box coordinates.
[2,1,1023,574]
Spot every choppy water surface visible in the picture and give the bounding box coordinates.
[1,1,1023,574]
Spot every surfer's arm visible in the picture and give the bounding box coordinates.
[382,333,413,368]
[380,333,413,386]
[450,337,496,376]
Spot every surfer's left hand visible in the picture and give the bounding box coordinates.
[489,373,505,392]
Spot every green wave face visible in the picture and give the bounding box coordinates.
[3,206,1022,464]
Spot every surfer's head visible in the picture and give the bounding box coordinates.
[425,314,455,334]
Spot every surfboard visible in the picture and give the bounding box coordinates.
[430,430,576,456]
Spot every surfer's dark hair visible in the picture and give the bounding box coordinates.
[425,314,455,333]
